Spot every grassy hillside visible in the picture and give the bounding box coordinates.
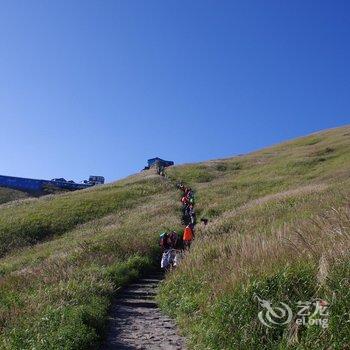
[0,177,175,257]
[0,125,348,349]
[0,173,181,349]
[0,187,28,205]
[158,125,350,349]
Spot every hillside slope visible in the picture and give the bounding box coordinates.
[158,125,350,349]
[0,125,348,349]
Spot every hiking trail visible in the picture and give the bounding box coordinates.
[102,173,190,349]
[102,273,186,349]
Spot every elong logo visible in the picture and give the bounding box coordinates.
[254,295,329,329]
[255,295,293,328]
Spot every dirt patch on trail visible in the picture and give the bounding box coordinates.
[102,274,186,350]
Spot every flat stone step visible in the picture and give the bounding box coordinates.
[123,287,157,293]
[120,292,156,299]
[130,283,159,289]
[138,278,162,283]
[117,299,158,308]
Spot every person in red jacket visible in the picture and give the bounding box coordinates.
[181,195,189,205]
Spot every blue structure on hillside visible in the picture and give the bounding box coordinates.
[147,158,174,168]
[0,174,104,195]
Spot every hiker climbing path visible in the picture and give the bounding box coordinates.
[102,273,186,349]
[103,170,194,349]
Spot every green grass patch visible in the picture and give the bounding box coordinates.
[0,178,170,256]
[0,187,28,205]
[1,255,154,350]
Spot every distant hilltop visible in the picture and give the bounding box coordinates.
[143,157,174,170]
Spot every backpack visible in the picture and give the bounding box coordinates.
[168,232,178,248]
[159,232,168,249]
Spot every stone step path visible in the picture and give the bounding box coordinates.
[102,274,186,350]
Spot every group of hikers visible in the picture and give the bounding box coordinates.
[159,183,197,270]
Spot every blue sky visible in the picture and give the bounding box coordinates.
[0,1,349,182]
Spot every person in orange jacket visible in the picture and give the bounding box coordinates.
[183,224,194,250]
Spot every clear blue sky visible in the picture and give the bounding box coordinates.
[0,1,349,182]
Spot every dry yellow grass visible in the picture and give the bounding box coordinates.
[159,125,350,349]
